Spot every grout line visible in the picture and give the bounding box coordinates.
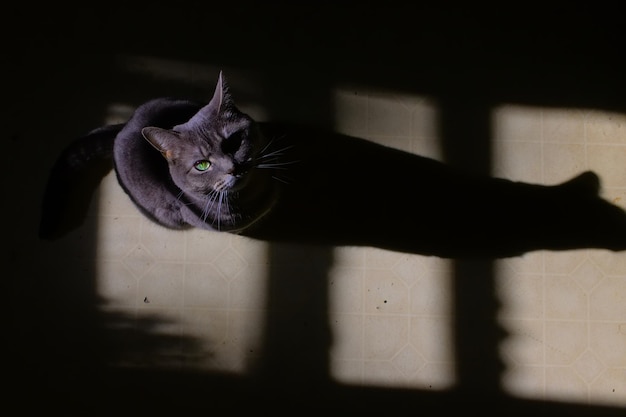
[539,109,546,399]
[361,255,366,383]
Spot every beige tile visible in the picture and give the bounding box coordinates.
[333,88,369,137]
[364,269,409,314]
[364,247,404,269]
[121,244,155,278]
[502,365,545,399]
[500,319,545,366]
[362,360,406,386]
[544,366,589,403]
[333,245,366,268]
[493,141,543,182]
[212,246,249,280]
[391,344,426,377]
[97,216,141,261]
[587,144,626,188]
[229,265,267,310]
[542,108,586,143]
[589,276,626,320]
[544,321,587,365]
[409,270,452,317]
[542,143,587,184]
[409,316,453,364]
[410,98,438,141]
[183,263,229,309]
[97,172,142,217]
[184,228,231,263]
[411,136,442,161]
[97,261,137,308]
[329,313,363,360]
[498,251,544,275]
[544,275,588,320]
[392,254,427,287]
[493,105,543,142]
[363,315,409,360]
[330,359,363,384]
[588,249,626,275]
[413,362,455,389]
[586,111,626,144]
[589,368,626,406]
[367,91,413,137]
[230,234,269,265]
[574,350,606,384]
[140,220,187,262]
[137,262,184,308]
[329,267,363,314]
[570,260,605,292]
[497,273,544,320]
[544,250,587,274]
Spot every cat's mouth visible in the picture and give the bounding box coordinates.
[212,174,239,192]
[213,171,253,193]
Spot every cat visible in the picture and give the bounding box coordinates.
[41,72,278,238]
[40,72,626,258]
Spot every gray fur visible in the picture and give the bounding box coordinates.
[113,72,277,232]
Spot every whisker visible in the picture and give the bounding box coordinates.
[201,197,210,222]
[257,145,295,160]
[217,190,226,231]
[272,175,291,184]
[222,192,228,217]
[259,134,288,155]
[258,137,276,156]
[255,161,299,169]
[202,190,219,223]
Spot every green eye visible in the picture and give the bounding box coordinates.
[194,160,211,171]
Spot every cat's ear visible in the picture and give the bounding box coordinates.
[183,71,234,128]
[205,71,233,116]
[142,127,180,160]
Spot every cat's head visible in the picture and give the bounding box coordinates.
[141,72,265,199]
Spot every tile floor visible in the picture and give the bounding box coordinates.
[39,65,626,407]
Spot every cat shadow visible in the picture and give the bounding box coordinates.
[40,121,626,258]
[242,123,626,258]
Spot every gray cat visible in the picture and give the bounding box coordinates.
[115,72,278,233]
[41,72,278,238]
[40,72,626,257]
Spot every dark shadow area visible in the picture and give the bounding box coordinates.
[7,3,626,416]
[242,122,626,257]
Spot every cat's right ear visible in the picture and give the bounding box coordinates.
[142,127,179,160]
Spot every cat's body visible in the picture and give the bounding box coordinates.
[112,95,276,233]
[40,73,626,258]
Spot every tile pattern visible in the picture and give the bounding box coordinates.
[494,106,626,405]
[89,80,625,405]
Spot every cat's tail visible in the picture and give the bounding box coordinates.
[39,124,125,240]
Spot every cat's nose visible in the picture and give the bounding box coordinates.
[230,166,246,178]
[222,159,235,174]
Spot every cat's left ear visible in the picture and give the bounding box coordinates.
[183,72,233,128]
[205,71,233,115]
[142,127,180,160]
